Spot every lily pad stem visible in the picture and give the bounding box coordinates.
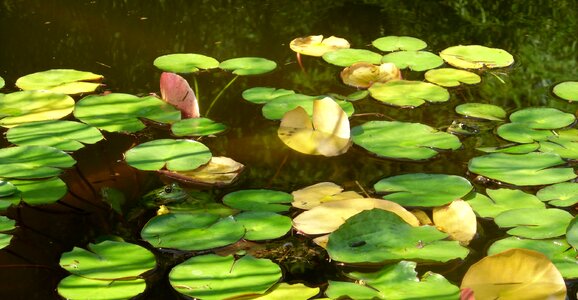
[205,75,239,116]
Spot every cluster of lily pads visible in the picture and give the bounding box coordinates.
[1,34,578,299]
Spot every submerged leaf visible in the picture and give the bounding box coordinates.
[160,72,200,118]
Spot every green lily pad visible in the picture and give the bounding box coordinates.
[0,233,12,249]
[223,189,293,212]
[567,216,578,250]
[219,57,277,75]
[0,181,17,198]
[326,261,459,300]
[381,51,444,71]
[455,103,505,121]
[141,213,244,250]
[234,211,292,241]
[537,182,578,207]
[58,275,146,300]
[494,208,573,239]
[171,117,227,137]
[468,152,576,186]
[153,53,219,73]
[60,240,155,279]
[539,136,578,159]
[351,121,461,160]
[0,90,75,128]
[372,36,427,51]
[250,283,320,300]
[261,94,354,120]
[0,146,75,179]
[374,173,472,207]
[322,48,383,67]
[15,69,102,94]
[74,93,181,133]
[368,80,449,107]
[425,68,482,87]
[552,81,578,101]
[0,216,15,232]
[509,107,575,129]
[477,143,540,154]
[125,139,211,172]
[169,254,281,300]
[1,177,68,206]
[326,209,469,263]
[488,237,578,279]
[6,120,104,151]
[242,87,295,104]
[497,123,554,143]
[439,45,514,69]
[465,189,545,219]
[0,76,4,89]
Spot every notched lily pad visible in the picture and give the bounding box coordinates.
[125,139,211,172]
[159,156,244,187]
[262,93,354,120]
[0,145,76,179]
[219,57,277,75]
[509,107,575,129]
[537,182,578,207]
[6,120,104,151]
[494,208,573,239]
[234,211,292,241]
[153,53,219,73]
[1,177,68,206]
[372,36,427,51]
[340,62,401,88]
[289,35,350,57]
[58,276,146,300]
[440,45,514,69]
[465,189,545,219]
[381,50,444,71]
[171,117,227,136]
[368,80,449,107]
[16,69,103,94]
[242,87,295,104]
[322,48,383,67]
[426,68,482,87]
[0,90,75,128]
[552,81,578,101]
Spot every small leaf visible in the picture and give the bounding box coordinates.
[219,57,277,75]
[372,36,427,51]
[153,53,219,73]
[242,87,295,104]
[223,189,292,212]
[494,208,572,239]
[552,81,578,101]
[537,182,578,207]
[455,103,506,121]
[425,68,482,87]
[322,48,383,67]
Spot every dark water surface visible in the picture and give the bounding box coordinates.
[0,0,577,299]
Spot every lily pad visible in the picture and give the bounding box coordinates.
[74,93,181,133]
[250,283,320,300]
[432,200,477,245]
[425,68,482,87]
[567,216,578,250]
[0,180,17,198]
[6,120,104,151]
[497,123,554,143]
[381,51,444,71]
[15,69,102,94]
[0,76,4,89]
[242,87,295,104]
[465,189,545,219]
[234,211,292,241]
[539,136,578,159]
[372,36,427,51]
[351,121,461,160]
[340,62,401,88]
[368,80,449,107]
[322,48,383,67]
[439,45,514,69]
[537,182,578,207]
[222,189,292,212]
[289,35,350,57]
[1,177,68,206]
[291,182,362,210]
[170,254,281,300]
[509,107,575,129]
[326,261,459,300]
[0,90,75,128]
[477,143,540,154]
[552,81,578,101]
[374,173,472,207]
[219,57,277,75]
[124,139,212,172]
[0,145,75,179]
[159,156,244,187]
[262,93,354,120]
[494,208,572,239]
[141,213,244,250]
[326,209,469,263]
[468,152,576,186]
[153,53,219,73]
[0,216,15,232]
[58,276,146,300]
[171,117,227,136]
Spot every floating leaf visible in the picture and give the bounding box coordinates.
[494,208,572,239]
[552,81,578,101]
[537,182,578,207]
[468,152,576,186]
[440,45,514,69]
[250,283,320,300]
[235,211,292,241]
[509,107,575,129]
[539,136,578,159]
[160,72,199,118]
[74,93,181,133]
[352,121,461,160]
[374,173,472,207]
[0,76,4,89]
[2,177,68,206]
[153,53,219,73]
[219,57,277,75]
[0,180,17,198]
[278,97,351,156]
[291,182,362,210]
[289,35,350,57]
[222,189,292,213]
[171,117,227,136]
[58,276,146,300]
[368,80,449,107]
[465,189,545,219]
[372,36,427,51]
[497,123,553,143]
[169,254,281,300]
[567,217,578,250]
[381,51,444,71]
[477,143,540,154]
[262,93,354,120]
[6,120,103,151]
[0,146,75,179]
[125,139,211,172]
[326,209,469,263]
[15,69,102,94]
[159,156,243,187]
[242,87,295,104]
[340,62,401,88]
[0,216,15,232]
[425,68,482,87]
[433,200,477,245]
[322,48,383,67]
[0,90,75,128]
[461,248,566,299]
[326,261,459,300]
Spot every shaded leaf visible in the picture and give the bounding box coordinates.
[242,87,295,104]
[0,145,75,179]
[223,189,292,212]
[171,117,226,136]
[6,120,103,151]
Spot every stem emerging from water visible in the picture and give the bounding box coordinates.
[205,75,239,116]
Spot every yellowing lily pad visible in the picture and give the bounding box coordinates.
[289,35,350,57]
[0,90,75,128]
[465,189,545,219]
[372,36,427,51]
[159,156,244,187]
[340,62,401,88]
[552,81,578,101]
[440,45,514,69]
[291,182,362,210]
[368,80,449,107]
[432,200,477,245]
[425,68,482,87]
[16,69,102,94]
[262,93,354,120]
[250,283,320,300]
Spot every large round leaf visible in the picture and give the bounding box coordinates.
[0,145,75,179]
[552,81,578,101]
[326,209,469,263]
[15,69,102,94]
[465,189,545,219]
[170,117,226,137]
[169,254,281,300]
[496,123,553,143]
[141,213,244,250]
[153,53,219,73]
[125,139,211,172]
[223,189,293,212]
[372,36,427,51]
[381,51,443,71]
[425,68,482,87]
[234,211,292,241]
[374,173,472,207]
[440,45,514,69]
[509,107,575,129]
[58,276,146,300]
[289,35,350,57]
[322,48,382,67]
[352,121,461,160]
[219,57,277,75]
[6,120,104,151]
[74,93,181,133]
[537,182,578,207]
[494,208,572,239]
[368,80,449,107]
[242,87,295,104]
[2,177,68,206]
[468,152,576,186]
[0,90,75,128]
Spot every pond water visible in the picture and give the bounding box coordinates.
[1,0,577,299]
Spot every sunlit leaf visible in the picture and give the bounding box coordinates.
[433,200,477,245]
[382,50,444,71]
[0,76,4,89]
[160,72,199,118]
[242,87,295,104]
[289,35,350,57]
[249,283,320,300]
[425,68,482,87]
[477,143,540,154]
[567,216,578,250]
[58,275,146,300]
[153,53,219,73]
[291,182,362,210]
[497,123,553,143]
[6,120,104,151]
[171,117,227,136]
[235,211,292,241]
[16,69,102,94]
[440,45,514,69]
[340,62,401,88]
[454,103,505,121]
[125,139,211,172]
[494,208,572,239]
[0,90,75,128]
[552,81,578,101]
[223,189,292,212]
[219,57,277,75]
[372,36,427,51]
[537,182,578,207]
[0,145,75,179]
[2,177,68,206]
[465,189,545,219]
[368,80,449,107]
[322,48,383,67]
[262,93,354,120]
[509,107,575,129]
[0,216,16,232]
[159,156,243,187]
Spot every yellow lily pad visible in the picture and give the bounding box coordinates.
[291,182,362,210]
[340,62,401,88]
[433,199,477,245]
[289,35,350,57]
